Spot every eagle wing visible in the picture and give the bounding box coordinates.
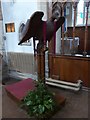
[18,11,44,45]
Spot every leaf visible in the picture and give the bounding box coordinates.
[26,101,32,106]
[38,105,45,114]
[21,80,56,118]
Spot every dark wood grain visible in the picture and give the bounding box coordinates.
[49,55,89,87]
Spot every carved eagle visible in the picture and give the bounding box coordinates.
[18,11,65,52]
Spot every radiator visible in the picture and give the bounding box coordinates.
[7,52,37,75]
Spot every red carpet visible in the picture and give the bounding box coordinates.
[5,78,35,101]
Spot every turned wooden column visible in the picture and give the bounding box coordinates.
[60,2,66,55]
[37,52,45,82]
[83,2,89,56]
[48,1,53,78]
[72,1,78,55]
[37,21,47,82]
[61,5,65,55]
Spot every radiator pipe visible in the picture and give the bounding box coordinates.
[46,78,82,91]
[46,78,82,87]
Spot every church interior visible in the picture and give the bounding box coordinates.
[0,0,90,119]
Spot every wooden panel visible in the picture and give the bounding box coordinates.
[59,58,88,86]
[51,55,90,87]
[48,53,53,78]
[88,59,90,86]
[52,57,60,79]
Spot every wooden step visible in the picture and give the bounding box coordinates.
[5,78,36,103]
[5,78,66,108]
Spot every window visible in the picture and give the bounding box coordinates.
[76,0,90,25]
[5,23,15,32]
[76,0,84,25]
